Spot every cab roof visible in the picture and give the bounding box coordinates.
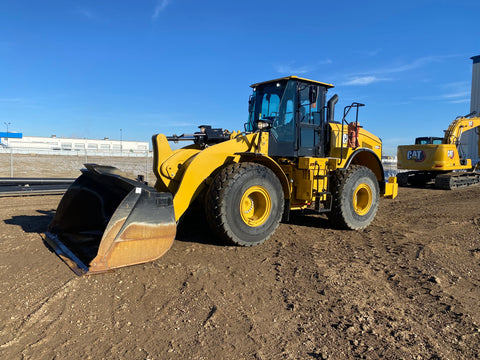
[250,76,334,89]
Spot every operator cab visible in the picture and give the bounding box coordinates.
[246,76,336,158]
[414,137,443,145]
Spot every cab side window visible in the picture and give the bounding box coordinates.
[261,94,280,120]
[298,85,321,125]
[272,81,296,143]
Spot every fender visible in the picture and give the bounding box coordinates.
[341,148,385,182]
[236,152,291,200]
[340,148,398,197]
[163,133,263,222]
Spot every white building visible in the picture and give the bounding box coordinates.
[0,134,150,156]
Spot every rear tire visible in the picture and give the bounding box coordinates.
[327,165,379,230]
[205,162,284,246]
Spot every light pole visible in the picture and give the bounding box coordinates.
[4,122,11,147]
[120,128,123,156]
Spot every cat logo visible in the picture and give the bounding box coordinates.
[406,150,425,162]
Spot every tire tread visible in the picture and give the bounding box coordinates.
[327,165,379,230]
[205,162,283,246]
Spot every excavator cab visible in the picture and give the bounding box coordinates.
[414,137,443,145]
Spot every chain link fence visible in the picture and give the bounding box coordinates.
[0,146,401,187]
[382,157,398,179]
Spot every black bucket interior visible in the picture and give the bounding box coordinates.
[48,166,135,266]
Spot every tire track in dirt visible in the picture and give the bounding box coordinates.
[2,185,480,359]
[359,218,480,358]
[294,195,480,360]
[0,279,76,351]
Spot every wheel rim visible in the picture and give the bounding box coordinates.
[240,186,271,227]
[353,183,372,216]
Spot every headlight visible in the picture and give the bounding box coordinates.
[257,120,271,130]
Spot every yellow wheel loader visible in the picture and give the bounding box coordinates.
[45,76,398,275]
[397,112,480,189]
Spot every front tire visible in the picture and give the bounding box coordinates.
[327,165,379,230]
[205,162,284,246]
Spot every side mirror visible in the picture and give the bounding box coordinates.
[248,95,254,113]
[309,87,318,104]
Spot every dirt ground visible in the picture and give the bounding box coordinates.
[1,165,480,359]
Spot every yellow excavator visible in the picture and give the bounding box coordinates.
[397,112,480,189]
[45,76,398,275]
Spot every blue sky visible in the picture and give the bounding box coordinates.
[0,0,479,155]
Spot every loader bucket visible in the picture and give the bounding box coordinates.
[45,164,176,275]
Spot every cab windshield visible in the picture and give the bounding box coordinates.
[246,80,295,133]
[415,137,443,145]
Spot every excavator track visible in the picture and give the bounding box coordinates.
[434,171,480,190]
[397,171,436,187]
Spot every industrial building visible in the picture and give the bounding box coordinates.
[460,55,480,164]
[0,134,149,156]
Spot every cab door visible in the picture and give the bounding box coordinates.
[297,84,326,157]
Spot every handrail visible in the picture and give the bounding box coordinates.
[338,102,364,164]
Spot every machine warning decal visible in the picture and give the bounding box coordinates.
[447,150,454,159]
[406,150,425,162]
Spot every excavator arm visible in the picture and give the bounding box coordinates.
[443,114,480,146]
